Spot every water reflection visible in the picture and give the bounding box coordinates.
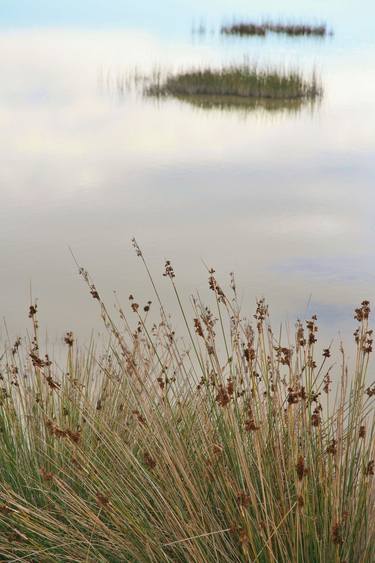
[149,93,320,116]
[106,68,322,118]
[0,24,374,345]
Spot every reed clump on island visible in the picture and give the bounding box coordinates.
[147,65,321,104]
[0,241,373,561]
[221,21,329,37]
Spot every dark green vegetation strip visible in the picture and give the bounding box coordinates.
[222,21,328,37]
[147,66,321,103]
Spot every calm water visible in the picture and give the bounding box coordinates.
[1,1,375,345]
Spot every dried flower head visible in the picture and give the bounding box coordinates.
[28,304,37,318]
[296,320,306,347]
[296,455,308,480]
[354,300,370,322]
[237,491,251,508]
[323,373,332,394]
[332,522,343,545]
[216,385,230,407]
[131,237,143,257]
[39,467,54,482]
[0,504,11,515]
[11,337,21,356]
[254,298,268,323]
[361,330,373,354]
[306,316,318,345]
[327,439,337,455]
[365,460,374,476]
[275,346,293,367]
[45,375,61,390]
[311,409,321,427]
[64,331,74,347]
[143,452,156,470]
[96,492,110,508]
[194,318,204,337]
[208,269,225,302]
[163,260,175,279]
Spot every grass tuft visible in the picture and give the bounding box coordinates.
[0,246,373,561]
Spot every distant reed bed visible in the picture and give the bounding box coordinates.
[147,65,322,103]
[221,21,329,38]
[0,241,373,561]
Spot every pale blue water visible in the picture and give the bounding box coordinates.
[0,1,374,347]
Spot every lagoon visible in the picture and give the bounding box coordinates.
[0,0,375,344]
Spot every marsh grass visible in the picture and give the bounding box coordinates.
[222,21,329,38]
[0,243,373,561]
[147,65,321,102]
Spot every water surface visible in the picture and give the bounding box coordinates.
[1,1,375,347]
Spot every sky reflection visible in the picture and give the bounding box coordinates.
[0,4,375,348]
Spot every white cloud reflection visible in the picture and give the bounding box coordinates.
[0,27,374,343]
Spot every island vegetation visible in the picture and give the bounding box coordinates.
[146,65,322,105]
[221,21,329,37]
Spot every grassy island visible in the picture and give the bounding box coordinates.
[0,245,373,562]
[221,22,328,37]
[147,66,322,103]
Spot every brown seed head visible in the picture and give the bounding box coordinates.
[131,237,142,257]
[311,411,321,427]
[28,304,37,318]
[332,522,343,545]
[215,385,230,407]
[237,491,251,508]
[365,460,374,476]
[275,346,292,366]
[143,452,156,470]
[354,300,370,322]
[11,337,21,356]
[327,439,337,455]
[254,298,268,323]
[194,318,204,337]
[163,260,175,279]
[323,373,332,394]
[296,455,308,480]
[90,285,100,300]
[0,504,11,515]
[96,492,110,508]
[64,331,74,347]
[39,467,54,482]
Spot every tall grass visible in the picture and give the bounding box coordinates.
[147,65,321,101]
[0,243,373,561]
